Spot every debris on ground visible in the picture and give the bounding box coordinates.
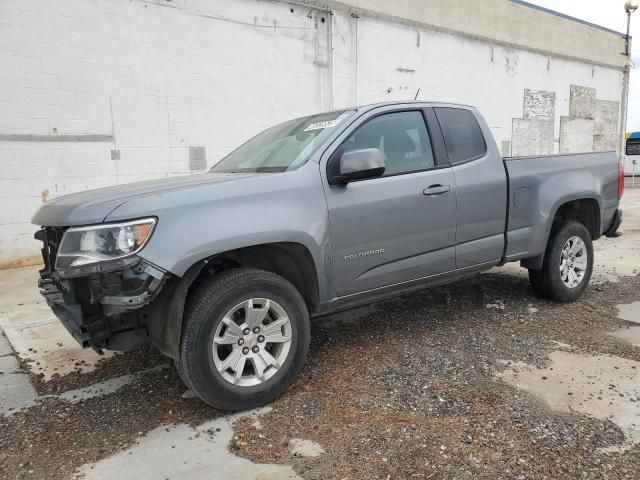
[2,273,640,479]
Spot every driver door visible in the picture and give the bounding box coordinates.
[323,108,458,297]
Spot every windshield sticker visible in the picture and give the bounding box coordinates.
[304,118,343,131]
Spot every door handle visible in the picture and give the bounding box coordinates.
[423,184,450,196]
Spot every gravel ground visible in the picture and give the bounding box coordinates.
[24,346,167,396]
[1,271,639,479]
[230,272,640,480]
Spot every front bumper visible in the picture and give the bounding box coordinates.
[35,227,169,352]
[38,275,88,345]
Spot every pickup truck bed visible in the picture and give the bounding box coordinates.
[504,151,620,266]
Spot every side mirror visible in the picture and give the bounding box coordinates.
[330,148,385,184]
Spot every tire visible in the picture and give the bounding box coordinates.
[528,220,594,302]
[177,268,310,411]
[173,360,192,389]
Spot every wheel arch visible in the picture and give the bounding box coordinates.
[521,196,601,271]
[552,198,602,239]
[145,241,319,360]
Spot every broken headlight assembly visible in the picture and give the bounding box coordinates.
[55,218,157,269]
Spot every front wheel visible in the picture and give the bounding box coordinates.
[177,268,310,411]
[528,220,594,302]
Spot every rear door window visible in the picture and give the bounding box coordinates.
[434,108,487,164]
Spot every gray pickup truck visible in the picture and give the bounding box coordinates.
[32,101,624,410]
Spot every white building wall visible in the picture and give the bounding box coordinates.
[0,0,626,268]
[0,0,333,267]
[345,15,624,157]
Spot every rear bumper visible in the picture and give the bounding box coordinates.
[604,208,623,238]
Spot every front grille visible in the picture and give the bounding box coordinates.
[34,227,66,279]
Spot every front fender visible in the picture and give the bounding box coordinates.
[105,162,331,301]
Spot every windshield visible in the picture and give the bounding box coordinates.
[210,110,354,173]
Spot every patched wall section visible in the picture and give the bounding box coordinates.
[560,85,620,154]
[511,89,555,156]
[593,100,620,153]
[569,85,596,118]
[511,85,620,157]
[559,117,595,154]
[523,89,556,120]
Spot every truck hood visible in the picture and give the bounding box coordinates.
[31,172,258,226]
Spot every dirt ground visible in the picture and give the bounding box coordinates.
[0,187,639,480]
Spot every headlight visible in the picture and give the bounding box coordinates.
[55,218,157,269]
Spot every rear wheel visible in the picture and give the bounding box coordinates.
[528,221,593,302]
[177,268,310,411]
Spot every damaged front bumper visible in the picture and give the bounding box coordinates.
[35,227,170,353]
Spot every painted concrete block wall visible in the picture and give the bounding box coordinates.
[0,0,627,268]
[346,14,623,159]
[325,0,627,69]
[0,0,332,268]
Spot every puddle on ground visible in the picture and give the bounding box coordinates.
[496,350,640,451]
[289,438,325,457]
[591,236,640,283]
[73,408,302,480]
[616,302,640,324]
[608,301,640,348]
[609,327,640,347]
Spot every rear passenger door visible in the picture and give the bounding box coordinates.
[323,107,458,296]
[434,107,507,268]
